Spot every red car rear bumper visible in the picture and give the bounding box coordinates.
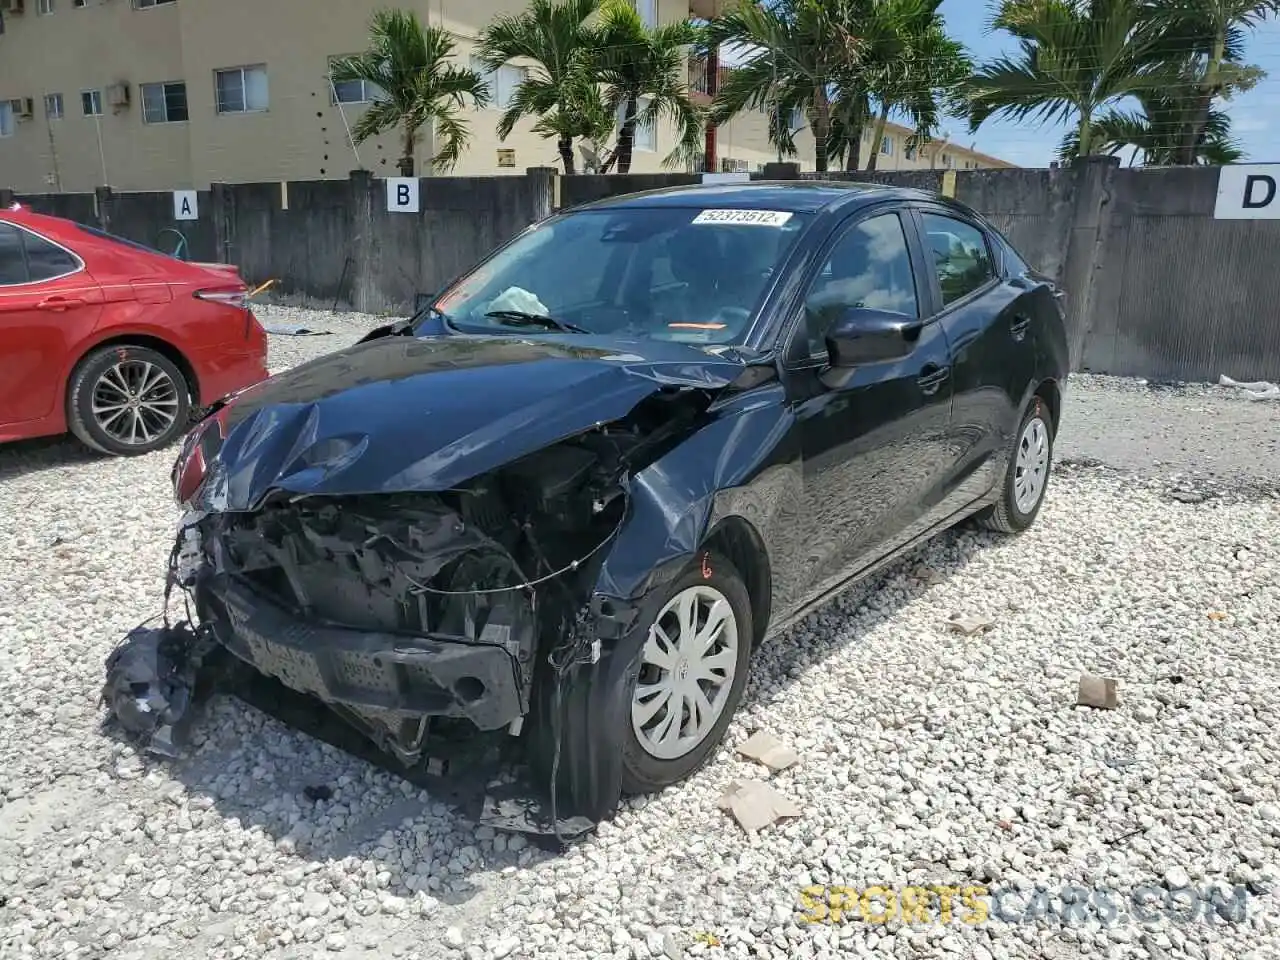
[192,314,268,405]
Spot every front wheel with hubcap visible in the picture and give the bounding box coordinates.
[621,551,754,794]
[978,395,1054,533]
[67,345,192,456]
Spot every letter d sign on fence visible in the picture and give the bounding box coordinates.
[1214,164,1280,219]
[386,177,420,214]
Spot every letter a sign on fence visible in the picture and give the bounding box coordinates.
[1214,164,1280,219]
[173,190,198,221]
[386,177,420,214]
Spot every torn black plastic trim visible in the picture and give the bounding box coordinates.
[199,575,527,732]
[101,620,218,758]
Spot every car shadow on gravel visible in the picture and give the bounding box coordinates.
[741,523,995,717]
[109,520,999,904]
[0,435,106,482]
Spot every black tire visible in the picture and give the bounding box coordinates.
[977,394,1054,534]
[68,345,192,457]
[620,550,754,794]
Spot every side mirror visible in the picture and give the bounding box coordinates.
[823,306,921,367]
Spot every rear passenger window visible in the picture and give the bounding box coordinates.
[0,224,26,285]
[920,213,994,306]
[23,230,80,281]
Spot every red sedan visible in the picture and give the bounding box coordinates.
[0,204,268,456]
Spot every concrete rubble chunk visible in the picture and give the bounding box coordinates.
[717,779,802,833]
[736,730,800,773]
[945,613,995,635]
[1077,674,1119,710]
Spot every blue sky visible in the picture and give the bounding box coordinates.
[936,0,1280,166]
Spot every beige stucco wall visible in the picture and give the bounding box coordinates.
[0,0,1008,192]
[0,0,191,191]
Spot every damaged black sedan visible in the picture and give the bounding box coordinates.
[137,182,1068,832]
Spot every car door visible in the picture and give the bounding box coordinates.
[784,207,955,603]
[0,221,104,428]
[913,207,1034,509]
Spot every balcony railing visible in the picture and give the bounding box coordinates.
[688,55,733,99]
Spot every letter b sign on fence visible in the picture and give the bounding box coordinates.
[1214,165,1280,219]
[386,177,420,214]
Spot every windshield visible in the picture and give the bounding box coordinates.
[432,206,810,346]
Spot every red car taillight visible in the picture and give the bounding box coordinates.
[194,287,249,309]
[195,285,258,340]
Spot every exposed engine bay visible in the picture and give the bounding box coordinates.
[103,385,717,839]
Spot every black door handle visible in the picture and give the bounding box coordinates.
[1010,314,1031,340]
[917,365,950,395]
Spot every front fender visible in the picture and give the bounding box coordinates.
[590,382,800,608]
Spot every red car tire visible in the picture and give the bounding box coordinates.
[67,344,192,456]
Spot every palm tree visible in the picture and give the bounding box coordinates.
[861,0,971,172]
[330,10,491,176]
[966,0,1165,158]
[593,0,704,173]
[1140,0,1275,165]
[703,0,865,173]
[478,0,612,174]
[1057,89,1245,165]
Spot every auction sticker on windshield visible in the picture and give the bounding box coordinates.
[691,209,793,226]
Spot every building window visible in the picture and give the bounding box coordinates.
[44,93,63,120]
[38,0,55,14]
[618,97,656,152]
[329,58,387,104]
[941,153,951,167]
[81,89,103,117]
[134,0,176,6]
[635,0,657,28]
[469,57,527,110]
[72,0,86,7]
[215,65,269,114]
[880,136,893,156]
[0,103,13,138]
[904,143,917,161]
[789,106,804,132]
[141,81,188,123]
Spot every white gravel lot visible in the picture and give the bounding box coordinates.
[1,305,1278,960]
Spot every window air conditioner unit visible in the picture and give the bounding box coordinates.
[9,97,34,119]
[107,82,131,108]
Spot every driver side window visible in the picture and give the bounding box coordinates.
[803,213,917,358]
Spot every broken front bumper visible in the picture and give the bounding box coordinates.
[196,575,527,733]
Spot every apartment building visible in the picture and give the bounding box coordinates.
[0,0,1011,193]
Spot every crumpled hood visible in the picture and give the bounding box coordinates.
[194,334,747,511]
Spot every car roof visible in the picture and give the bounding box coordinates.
[577,180,948,216]
[0,205,77,234]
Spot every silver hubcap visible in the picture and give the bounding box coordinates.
[1013,415,1050,513]
[632,585,739,761]
[91,360,180,446]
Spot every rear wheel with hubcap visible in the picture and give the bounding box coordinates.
[978,395,1054,533]
[67,345,192,456]
[621,551,753,793]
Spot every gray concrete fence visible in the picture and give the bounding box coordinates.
[6,158,1277,384]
